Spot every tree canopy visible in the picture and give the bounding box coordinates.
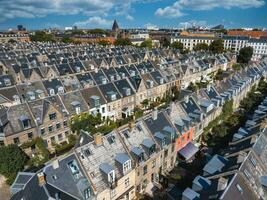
[209,39,224,54]
[114,38,132,46]
[140,39,153,48]
[160,37,170,47]
[30,31,55,42]
[171,41,183,51]
[237,47,253,64]
[0,145,29,185]
[193,43,209,51]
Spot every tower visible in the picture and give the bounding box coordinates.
[112,20,119,38]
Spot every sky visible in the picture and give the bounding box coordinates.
[0,0,267,30]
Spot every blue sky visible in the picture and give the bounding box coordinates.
[0,0,267,30]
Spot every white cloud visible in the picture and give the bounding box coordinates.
[155,0,265,18]
[0,0,157,22]
[179,20,207,28]
[144,23,159,29]
[74,17,112,28]
[126,15,134,21]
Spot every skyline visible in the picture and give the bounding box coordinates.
[0,0,267,30]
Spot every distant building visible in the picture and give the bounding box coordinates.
[112,20,120,38]
[227,30,267,39]
[211,24,224,30]
[17,25,26,31]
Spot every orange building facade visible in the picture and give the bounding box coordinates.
[176,127,194,151]
[227,30,267,39]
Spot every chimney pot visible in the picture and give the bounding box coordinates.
[37,172,46,186]
[94,133,102,146]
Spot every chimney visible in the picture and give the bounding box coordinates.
[237,152,247,163]
[94,133,102,146]
[37,172,46,186]
[52,159,59,169]
[217,177,228,191]
[152,109,158,121]
[129,121,135,131]
[250,135,258,144]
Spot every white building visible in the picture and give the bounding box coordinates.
[171,34,267,61]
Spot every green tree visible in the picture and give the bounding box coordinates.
[160,37,170,47]
[0,145,29,185]
[61,37,74,43]
[30,31,55,42]
[88,29,109,35]
[209,39,224,54]
[193,43,209,51]
[237,47,253,64]
[171,41,183,51]
[140,39,153,48]
[114,38,132,46]
[187,82,197,92]
[232,63,242,71]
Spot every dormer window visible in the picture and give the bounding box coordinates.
[123,160,131,174]
[49,112,57,120]
[57,86,64,94]
[67,160,81,180]
[4,78,11,86]
[75,66,81,73]
[159,77,164,84]
[130,70,135,76]
[27,91,35,101]
[90,95,100,107]
[49,88,55,96]
[147,80,153,88]
[102,77,107,84]
[84,187,91,199]
[116,74,121,80]
[110,75,114,81]
[71,101,81,115]
[13,95,20,103]
[19,116,31,129]
[121,73,125,78]
[123,87,131,96]
[107,91,117,101]
[108,170,115,183]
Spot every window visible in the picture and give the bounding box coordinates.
[125,177,130,188]
[111,189,116,197]
[244,169,251,180]
[51,136,55,143]
[22,119,30,129]
[143,165,148,175]
[56,123,61,129]
[164,149,168,157]
[58,134,63,141]
[123,160,131,174]
[250,157,257,167]
[84,188,91,199]
[13,137,20,144]
[63,120,68,128]
[40,128,45,135]
[75,106,81,115]
[152,159,156,168]
[48,125,53,132]
[236,184,243,194]
[49,113,57,120]
[108,171,115,183]
[28,132,33,140]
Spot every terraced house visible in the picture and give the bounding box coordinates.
[0,43,238,150]
[9,56,267,200]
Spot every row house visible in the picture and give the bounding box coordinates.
[9,64,267,199]
[172,97,267,200]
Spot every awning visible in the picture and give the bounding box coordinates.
[178,142,199,161]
